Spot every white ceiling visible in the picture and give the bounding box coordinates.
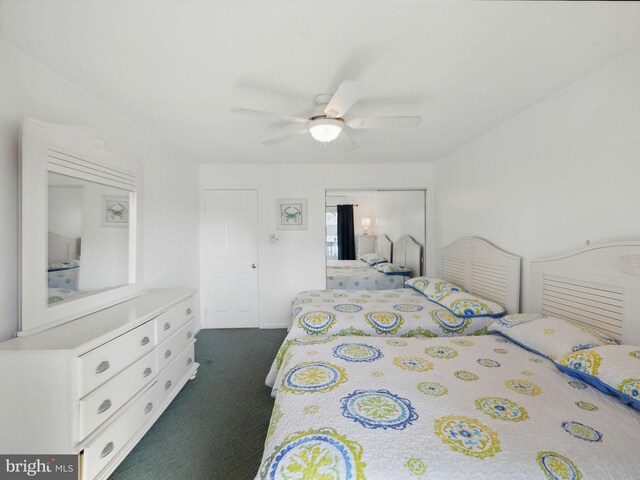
[2,1,640,164]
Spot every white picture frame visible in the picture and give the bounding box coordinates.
[102,196,130,227]
[276,198,307,230]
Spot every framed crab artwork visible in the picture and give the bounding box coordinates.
[102,196,130,227]
[276,198,307,230]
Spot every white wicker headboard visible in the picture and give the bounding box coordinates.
[392,235,422,277]
[377,234,392,262]
[530,241,640,344]
[439,237,521,314]
[48,231,80,262]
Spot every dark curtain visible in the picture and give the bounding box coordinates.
[337,204,356,260]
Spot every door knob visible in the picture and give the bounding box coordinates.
[251,263,257,269]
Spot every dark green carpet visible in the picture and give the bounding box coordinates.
[110,328,288,480]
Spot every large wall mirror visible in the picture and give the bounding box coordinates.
[20,118,143,335]
[325,189,426,290]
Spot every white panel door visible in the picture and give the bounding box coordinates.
[203,189,259,328]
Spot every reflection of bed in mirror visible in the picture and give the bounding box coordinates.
[326,234,422,290]
[47,231,82,305]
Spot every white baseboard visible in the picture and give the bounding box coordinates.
[259,323,289,329]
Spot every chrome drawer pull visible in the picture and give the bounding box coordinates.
[143,367,153,378]
[164,349,172,359]
[140,336,150,346]
[187,357,193,366]
[100,442,114,459]
[186,308,192,315]
[97,399,112,414]
[96,361,110,374]
[164,380,172,391]
[164,322,171,331]
[187,331,192,339]
[144,402,153,414]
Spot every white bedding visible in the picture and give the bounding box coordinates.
[258,334,640,479]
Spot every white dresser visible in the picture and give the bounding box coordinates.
[356,235,377,258]
[0,289,199,480]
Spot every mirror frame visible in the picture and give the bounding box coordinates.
[19,118,143,335]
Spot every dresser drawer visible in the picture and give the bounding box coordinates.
[155,298,194,344]
[158,343,195,403]
[157,318,197,373]
[78,349,158,440]
[82,382,158,480]
[78,321,156,397]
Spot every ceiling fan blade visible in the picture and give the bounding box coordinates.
[232,107,307,124]
[263,129,308,145]
[347,116,422,130]
[324,80,361,118]
[334,130,359,150]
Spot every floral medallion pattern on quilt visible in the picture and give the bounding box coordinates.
[434,415,501,459]
[537,451,582,480]
[280,361,347,394]
[364,311,404,334]
[298,311,337,335]
[340,389,418,430]
[332,343,384,363]
[259,427,366,480]
[561,421,602,443]
[475,397,529,422]
[559,350,602,375]
[260,335,640,479]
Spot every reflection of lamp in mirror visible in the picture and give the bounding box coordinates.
[361,217,371,235]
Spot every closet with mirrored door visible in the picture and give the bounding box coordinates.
[325,189,426,290]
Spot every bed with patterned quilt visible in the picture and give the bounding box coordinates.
[257,330,640,479]
[259,240,640,479]
[326,260,407,291]
[267,282,507,387]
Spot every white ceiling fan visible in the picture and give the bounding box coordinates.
[232,80,421,150]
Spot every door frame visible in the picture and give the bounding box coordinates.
[199,186,261,329]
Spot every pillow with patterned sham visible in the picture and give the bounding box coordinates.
[375,263,412,275]
[489,314,619,361]
[429,290,506,319]
[404,277,464,297]
[558,345,640,410]
[359,253,388,266]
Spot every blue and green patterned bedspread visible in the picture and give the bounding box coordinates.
[257,335,640,479]
[266,289,499,387]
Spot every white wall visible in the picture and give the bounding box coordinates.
[435,43,640,312]
[200,163,434,328]
[78,184,129,291]
[377,190,426,252]
[0,40,199,341]
[47,185,83,239]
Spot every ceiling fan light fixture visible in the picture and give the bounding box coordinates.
[308,117,343,143]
